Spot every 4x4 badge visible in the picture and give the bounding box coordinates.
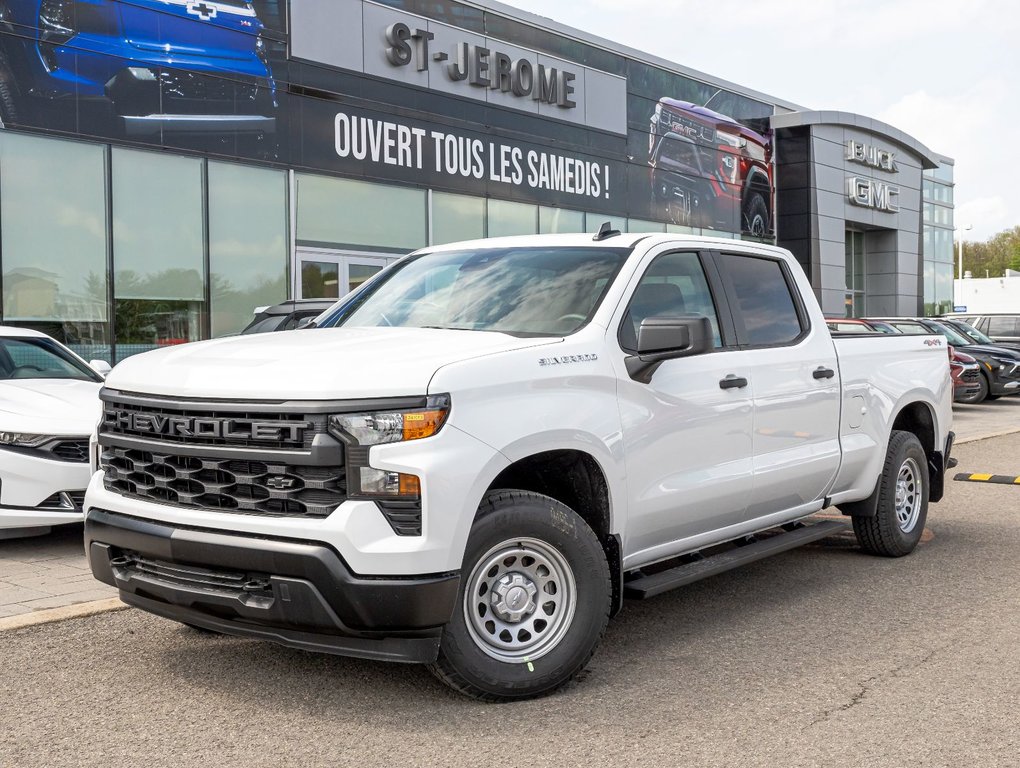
[266,476,296,490]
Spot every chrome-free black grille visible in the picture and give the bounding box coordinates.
[50,440,89,463]
[158,70,271,114]
[101,446,346,518]
[961,368,980,382]
[101,400,322,450]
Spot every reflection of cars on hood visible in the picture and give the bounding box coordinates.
[240,299,336,335]
[869,317,1020,403]
[648,98,772,236]
[0,0,276,150]
[0,326,106,538]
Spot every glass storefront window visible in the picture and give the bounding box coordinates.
[487,199,538,238]
[301,261,340,299]
[296,174,426,250]
[112,148,205,361]
[0,133,110,361]
[627,218,666,233]
[539,207,584,234]
[208,162,288,337]
[432,192,484,245]
[588,215,626,234]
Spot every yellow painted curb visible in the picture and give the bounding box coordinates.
[0,597,127,632]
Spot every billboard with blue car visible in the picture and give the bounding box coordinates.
[0,0,775,237]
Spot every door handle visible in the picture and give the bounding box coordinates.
[719,374,748,390]
[813,366,835,379]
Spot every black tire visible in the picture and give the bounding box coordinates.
[956,372,989,404]
[428,490,611,701]
[742,192,770,237]
[852,431,929,557]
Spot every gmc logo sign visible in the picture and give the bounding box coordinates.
[105,410,310,443]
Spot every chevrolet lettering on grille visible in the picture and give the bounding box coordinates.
[105,410,311,443]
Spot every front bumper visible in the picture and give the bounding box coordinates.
[0,446,89,530]
[86,508,460,663]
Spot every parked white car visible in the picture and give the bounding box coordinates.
[1,327,106,538]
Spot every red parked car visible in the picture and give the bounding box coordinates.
[950,346,983,403]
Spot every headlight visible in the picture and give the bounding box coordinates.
[328,396,450,446]
[328,396,450,498]
[0,432,52,448]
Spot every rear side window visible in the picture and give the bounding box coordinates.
[987,317,1020,337]
[721,254,804,347]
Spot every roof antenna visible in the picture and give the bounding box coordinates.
[593,221,621,241]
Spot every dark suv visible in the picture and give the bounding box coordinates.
[240,299,334,335]
[870,317,1020,402]
[944,314,1020,346]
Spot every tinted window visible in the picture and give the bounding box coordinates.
[0,338,101,382]
[987,317,1020,337]
[620,251,721,351]
[722,254,803,346]
[888,322,928,334]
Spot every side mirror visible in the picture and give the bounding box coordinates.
[89,359,112,377]
[626,315,712,383]
[294,316,315,330]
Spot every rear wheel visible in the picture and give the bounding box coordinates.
[428,490,611,701]
[853,431,929,557]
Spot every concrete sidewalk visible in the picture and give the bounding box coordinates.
[2,395,1018,623]
[0,524,114,619]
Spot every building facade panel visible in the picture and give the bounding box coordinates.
[0,0,952,356]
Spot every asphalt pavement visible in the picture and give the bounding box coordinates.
[2,431,1018,767]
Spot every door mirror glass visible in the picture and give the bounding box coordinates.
[89,359,113,377]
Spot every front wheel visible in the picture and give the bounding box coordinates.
[742,192,770,237]
[428,490,610,701]
[852,431,929,557]
[956,372,989,404]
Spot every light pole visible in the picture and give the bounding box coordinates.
[955,224,972,306]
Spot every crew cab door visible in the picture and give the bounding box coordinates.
[713,250,841,517]
[611,248,754,565]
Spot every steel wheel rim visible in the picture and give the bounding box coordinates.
[894,457,923,533]
[463,537,577,663]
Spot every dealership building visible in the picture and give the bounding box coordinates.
[0,0,955,362]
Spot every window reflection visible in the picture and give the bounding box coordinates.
[0,133,111,361]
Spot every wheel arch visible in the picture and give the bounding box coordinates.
[840,398,945,518]
[482,447,623,616]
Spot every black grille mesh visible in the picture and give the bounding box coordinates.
[101,446,346,518]
[50,440,89,463]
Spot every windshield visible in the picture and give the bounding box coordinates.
[0,338,101,382]
[928,321,973,347]
[320,247,630,336]
[949,320,994,345]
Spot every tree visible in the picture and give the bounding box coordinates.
[960,226,1020,278]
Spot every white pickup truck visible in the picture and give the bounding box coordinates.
[85,231,953,700]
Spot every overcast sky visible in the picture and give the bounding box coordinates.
[503,0,1018,242]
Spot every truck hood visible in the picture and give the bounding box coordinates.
[0,379,102,435]
[106,327,561,400]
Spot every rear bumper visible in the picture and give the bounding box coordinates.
[85,508,460,663]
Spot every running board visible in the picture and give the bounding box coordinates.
[623,520,848,599]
